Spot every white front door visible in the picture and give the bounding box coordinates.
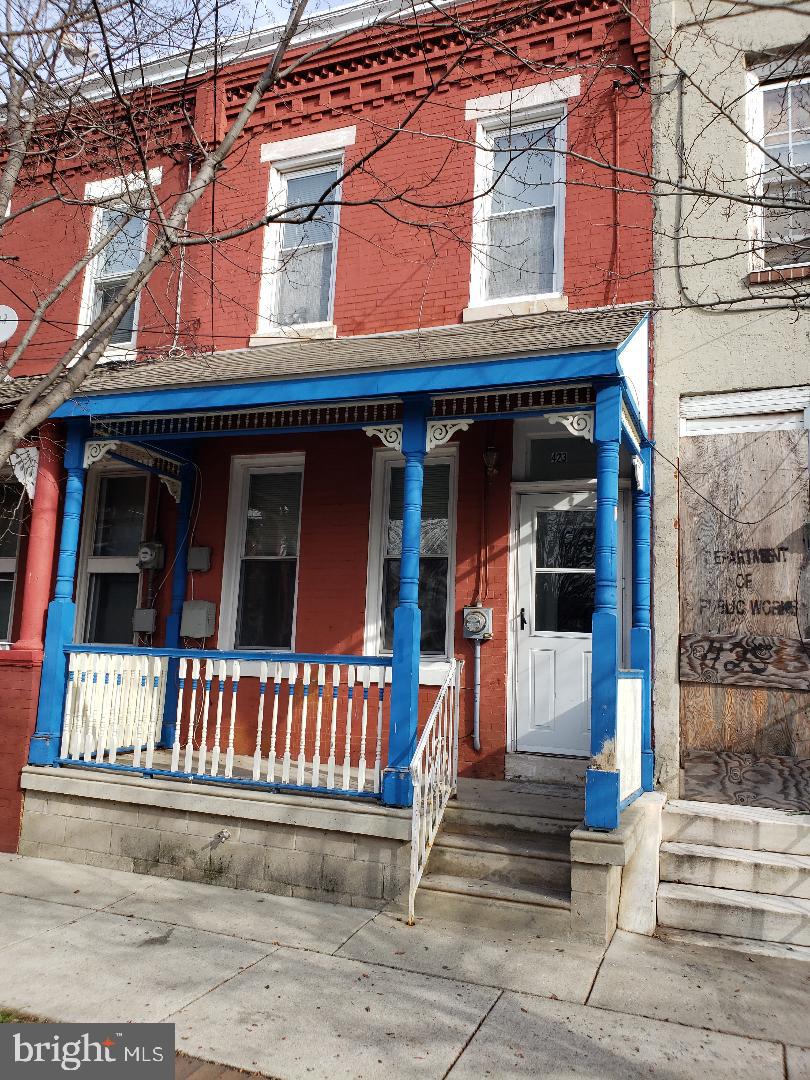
[514,491,596,755]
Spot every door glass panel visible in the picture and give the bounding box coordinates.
[527,437,596,481]
[86,573,140,644]
[535,572,595,633]
[536,510,595,569]
[93,475,147,556]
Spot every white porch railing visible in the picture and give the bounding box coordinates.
[60,647,392,797]
[407,659,461,924]
[616,671,643,802]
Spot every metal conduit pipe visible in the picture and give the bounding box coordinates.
[472,638,482,752]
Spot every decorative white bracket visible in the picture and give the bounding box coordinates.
[546,411,594,442]
[633,454,646,493]
[10,447,39,500]
[83,440,120,469]
[426,420,471,452]
[159,475,182,503]
[364,425,402,452]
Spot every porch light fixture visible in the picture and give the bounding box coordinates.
[483,445,499,479]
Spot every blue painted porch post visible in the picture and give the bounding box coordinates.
[632,443,653,791]
[585,383,622,829]
[382,396,428,807]
[159,460,195,747]
[29,419,89,765]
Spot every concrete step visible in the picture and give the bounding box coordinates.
[663,800,810,856]
[429,831,571,890]
[661,842,810,899]
[656,925,810,963]
[414,870,571,931]
[657,882,810,946]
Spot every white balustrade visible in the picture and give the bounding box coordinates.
[617,673,643,802]
[61,649,390,796]
[407,660,461,925]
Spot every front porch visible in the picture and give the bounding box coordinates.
[18,306,654,926]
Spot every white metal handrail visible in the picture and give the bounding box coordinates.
[407,658,461,924]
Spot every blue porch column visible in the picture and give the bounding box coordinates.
[29,419,89,765]
[159,459,195,747]
[585,384,622,829]
[382,397,428,807]
[632,443,653,791]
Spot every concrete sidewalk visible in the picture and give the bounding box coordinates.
[0,853,808,1079]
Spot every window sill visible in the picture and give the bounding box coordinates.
[250,323,337,345]
[748,265,810,285]
[462,295,568,322]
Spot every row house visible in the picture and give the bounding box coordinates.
[0,0,656,938]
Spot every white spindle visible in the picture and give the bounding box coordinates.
[357,667,370,792]
[170,657,187,772]
[210,660,227,775]
[184,658,200,774]
[311,664,326,787]
[373,667,385,793]
[107,664,124,764]
[82,654,100,760]
[296,663,311,786]
[341,665,356,790]
[225,660,239,777]
[253,661,268,781]
[281,663,297,783]
[95,657,114,763]
[133,656,150,768]
[60,653,79,758]
[266,662,282,782]
[70,659,88,759]
[144,656,164,770]
[326,664,340,789]
[197,659,214,775]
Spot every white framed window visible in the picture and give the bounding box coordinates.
[364,448,457,663]
[470,110,566,306]
[756,77,810,268]
[76,468,149,644]
[77,168,162,361]
[0,481,23,642]
[219,454,305,651]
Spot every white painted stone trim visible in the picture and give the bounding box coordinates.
[465,76,581,121]
[260,126,357,163]
[84,167,163,202]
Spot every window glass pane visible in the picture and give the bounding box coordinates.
[92,475,146,556]
[275,241,334,325]
[536,510,596,569]
[235,559,297,648]
[243,471,302,557]
[762,180,810,265]
[0,574,13,638]
[86,573,139,644]
[528,438,597,482]
[99,210,144,277]
[763,86,789,138]
[386,462,450,556]
[281,169,337,249]
[535,572,594,633]
[382,557,448,653]
[0,483,21,559]
[487,206,555,298]
[491,127,556,214]
[94,281,137,344]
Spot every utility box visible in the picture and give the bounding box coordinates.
[132,607,157,634]
[180,600,216,639]
[462,605,493,640]
[187,546,212,572]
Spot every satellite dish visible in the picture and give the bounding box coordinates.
[0,306,18,344]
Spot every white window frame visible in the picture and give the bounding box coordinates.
[364,446,458,683]
[751,75,810,271]
[75,464,149,644]
[469,105,567,309]
[219,453,306,653]
[256,130,355,339]
[77,168,162,363]
[0,477,22,643]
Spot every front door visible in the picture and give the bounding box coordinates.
[514,491,596,755]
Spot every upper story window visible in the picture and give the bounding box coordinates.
[759,78,810,268]
[78,168,162,359]
[256,127,356,339]
[471,114,566,305]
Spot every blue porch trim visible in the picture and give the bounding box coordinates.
[632,443,653,791]
[161,460,195,747]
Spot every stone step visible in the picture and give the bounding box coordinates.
[414,871,572,931]
[443,810,577,840]
[662,800,810,856]
[657,882,810,946]
[429,831,571,890]
[661,842,810,898]
[656,925,810,963]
